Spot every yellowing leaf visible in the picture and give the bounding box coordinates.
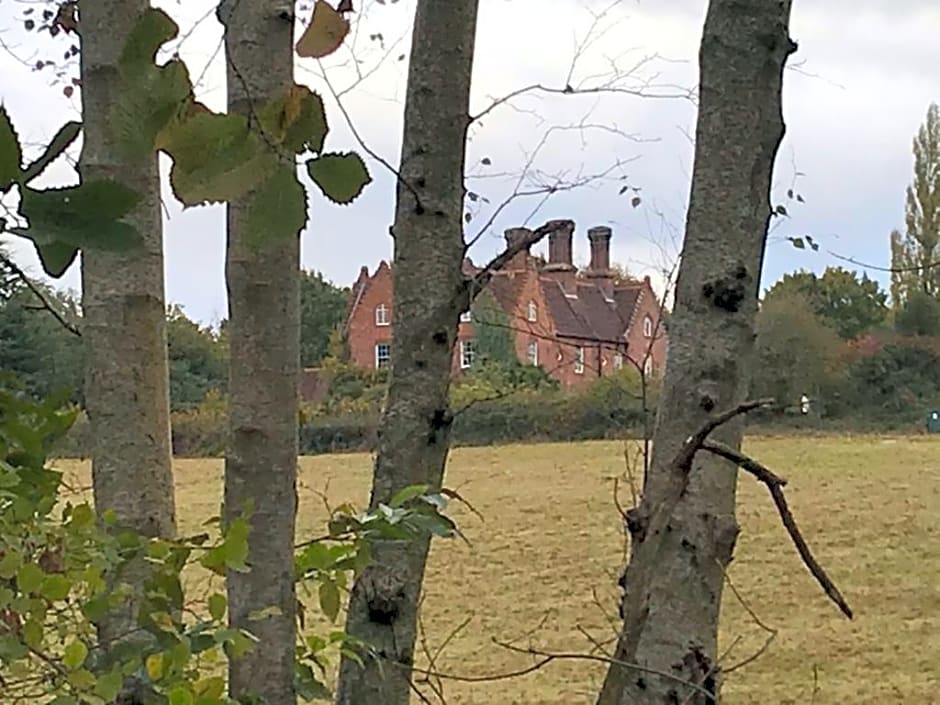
[145,653,164,681]
[296,1,350,58]
[259,85,329,154]
[159,111,277,206]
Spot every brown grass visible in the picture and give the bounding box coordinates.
[58,436,940,704]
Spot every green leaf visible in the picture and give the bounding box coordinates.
[193,676,225,701]
[306,152,371,205]
[246,164,306,246]
[259,85,329,154]
[789,237,806,250]
[160,111,277,206]
[318,580,340,622]
[0,104,22,189]
[40,574,71,601]
[18,181,143,255]
[111,10,191,159]
[208,593,226,621]
[21,121,81,184]
[295,661,332,701]
[168,685,194,705]
[16,563,43,593]
[63,639,89,670]
[67,669,96,690]
[94,671,124,702]
[33,240,79,278]
[389,484,430,508]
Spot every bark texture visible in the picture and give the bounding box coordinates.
[597,2,796,704]
[219,3,299,705]
[334,2,479,703]
[79,0,177,658]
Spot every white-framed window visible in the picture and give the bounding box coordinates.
[460,310,472,323]
[375,304,390,326]
[527,340,539,366]
[613,353,624,370]
[375,343,391,369]
[574,347,585,374]
[459,339,475,369]
[643,315,653,338]
[527,300,537,322]
[644,356,653,377]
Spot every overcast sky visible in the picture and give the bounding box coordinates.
[1,0,938,325]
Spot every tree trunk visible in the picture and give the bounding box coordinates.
[219,4,299,705]
[597,2,796,704]
[334,2,479,703]
[79,0,177,662]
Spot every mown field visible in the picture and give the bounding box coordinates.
[62,436,939,704]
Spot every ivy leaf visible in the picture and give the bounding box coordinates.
[259,85,329,154]
[318,579,340,622]
[111,9,193,159]
[789,236,806,250]
[0,105,22,189]
[159,111,277,206]
[246,164,307,247]
[306,152,371,205]
[21,121,81,184]
[295,1,350,58]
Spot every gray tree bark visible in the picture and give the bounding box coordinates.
[596,2,796,704]
[334,2,479,703]
[79,0,177,664]
[218,4,299,705]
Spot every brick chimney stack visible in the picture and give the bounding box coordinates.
[504,227,533,270]
[586,225,614,297]
[587,226,612,273]
[547,221,575,268]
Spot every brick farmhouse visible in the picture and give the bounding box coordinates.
[343,222,668,389]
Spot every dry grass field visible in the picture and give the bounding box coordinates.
[60,436,939,704]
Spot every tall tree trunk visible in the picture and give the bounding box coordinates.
[79,0,177,667]
[596,2,796,704]
[334,2,479,703]
[218,4,299,705]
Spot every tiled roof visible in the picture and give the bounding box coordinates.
[538,278,643,343]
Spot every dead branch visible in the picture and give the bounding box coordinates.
[468,218,574,295]
[672,399,776,476]
[701,439,853,619]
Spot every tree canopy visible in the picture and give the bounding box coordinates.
[764,266,888,339]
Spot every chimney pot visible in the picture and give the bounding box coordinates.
[547,222,575,269]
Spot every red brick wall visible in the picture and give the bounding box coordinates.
[347,263,394,370]
[623,280,668,379]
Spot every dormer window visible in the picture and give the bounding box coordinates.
[460,310,472,323]
[643,315,653,338]
[375,304,390,326]
[527,300,537,322]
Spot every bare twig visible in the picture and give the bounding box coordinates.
[701,440,853,619]
[0,250,81,336]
